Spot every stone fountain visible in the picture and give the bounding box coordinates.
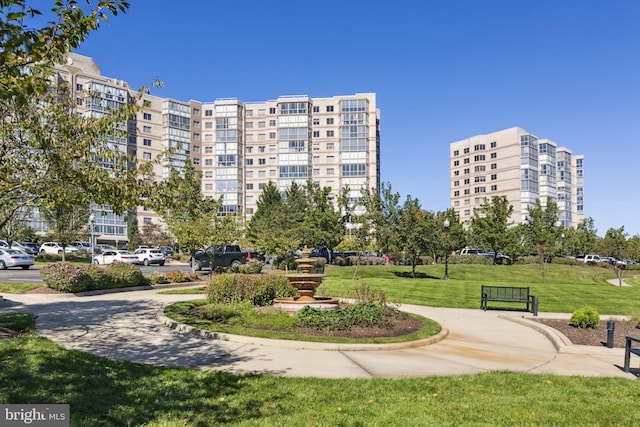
[273,247,339,312]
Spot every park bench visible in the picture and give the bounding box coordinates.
[624,336,640,374]
[481,285,538,316]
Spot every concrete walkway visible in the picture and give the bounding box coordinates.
[0,288,636,379]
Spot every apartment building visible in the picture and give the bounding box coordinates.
[198,94,380,222]
[450,127,584,228]
[41,54,380,243]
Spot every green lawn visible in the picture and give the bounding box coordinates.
[319,263,640,315]
[2,314,640,426]
[3,264,640,425]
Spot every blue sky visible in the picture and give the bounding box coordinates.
[74,0,640,236]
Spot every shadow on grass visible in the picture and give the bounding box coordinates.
[0,314,293,425]
[393,271,440,279]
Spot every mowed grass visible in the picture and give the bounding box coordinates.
[319,263,640,315]
[2,314,640,426]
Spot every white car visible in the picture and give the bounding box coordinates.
[134,248,166,266]
[93,250,140,265]
[39,242,79,255]
[0,249,35,270]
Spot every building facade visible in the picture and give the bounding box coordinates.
[45,54,380,244]
[450,127,584,228]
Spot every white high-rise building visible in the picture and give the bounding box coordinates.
[450,127,584,228]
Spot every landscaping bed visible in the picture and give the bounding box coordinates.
[533,318,639,348]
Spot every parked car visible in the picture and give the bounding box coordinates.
[134,248,166,266]
[93,250,139,265]
[0,240,8,248]
[158,246,174,258]
[0,249,34,270]
[190,245,261,271]
[39,242,79,255]
[97,244,117,251]
[584,254,603,264]
[19,242,40,255]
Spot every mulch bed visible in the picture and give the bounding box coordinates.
[533,319,640,348]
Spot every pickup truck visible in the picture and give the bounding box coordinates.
[190,245,261,271]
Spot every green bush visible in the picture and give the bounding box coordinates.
[206,273,296,305]
[40,262,93,292]
[41,261,147,292]
[104,262,147,288]
[149,271,170,284]
[164,270,194,283]
[236,259,264,274]
[570,306,600,329]
[293,303,402,331]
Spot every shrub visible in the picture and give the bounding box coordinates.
[40,262,93,292]
[206,273,295,305]
[104,262,147,288]
[570,306,600,329]
[349,284,388,306]
[85,265,114,290]
[293,303,402,331]
[236,259,264,274]
[164,270,193,283]
[149,271,170,284]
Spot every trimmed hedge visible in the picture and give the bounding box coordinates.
[40,262,148,292]
[570,306,600,329]
[206,273,298,306]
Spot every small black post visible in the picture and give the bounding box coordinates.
[531,296,539,317]
[607,320,615,348]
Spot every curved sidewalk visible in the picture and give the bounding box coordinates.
[0,288,635,379]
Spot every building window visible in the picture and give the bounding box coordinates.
[143,217,152,224]
[313,131,320,138]
[491,153,497,159]
[464,148,470,154]
[76,98,83,105]
[143,126,152,133]
[491,174,497,180]
[453,160,459,166]
[246,183,253,190]
[193,158,200,165]
[193,108,200,115]
[246,122,253,129]
[464,178,470,185]
[326,106,334,112]
[143,139,151,146]
[76,83,83,91]
[454,181,460,187]
[269,120,276,126]
[269,107,276,114]
[143,152,151,160]
[474,144,485,151]
[205,110,212,116]
[205,159,213,166]
[327,168,334,175]
[204,183,213,191]
[258,121,266,128]
[313,118,320,125]
[454,191,460,197]
[269,132,276,139]
[453,150,459,156]
[327,130,334,137]
[246,110,253,116]
[474,155,486,161]
[491,141,497,148]
[258,146,266,152]
[258,109,265,116]
[143,112,152,120]
[327,118,334,124]
[454,170,459,176]
[464,158,470,164]
[246,159,253,165]
[464,189,470,195]
[491,185,498,191]
[313,106,319,112]
[464,168,470,174]
[474,187,486,193]
[474,176,486,183]
[327,142,335,150]
[259,158,266,165]
[474,165,485,172]
[491,163,497,169]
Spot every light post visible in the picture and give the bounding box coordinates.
[444,218,450,280]
[561,232,565,256]
[89,213,95,264]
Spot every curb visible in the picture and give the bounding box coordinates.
[156,312,449,351]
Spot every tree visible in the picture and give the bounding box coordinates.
[139,222,171,248]
[360,182,401,257]
[245,181,282,243]
[524,197,560,282]
[300,181,344,249]
[570,218,599,256]
[437,208,465,260]
[147,162,226,273]
[42,204,90,260]
[1,1,139,232]
[396,196,437,278]
[470,196,513,265]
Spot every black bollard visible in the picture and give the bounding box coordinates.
[607,320,615,348]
